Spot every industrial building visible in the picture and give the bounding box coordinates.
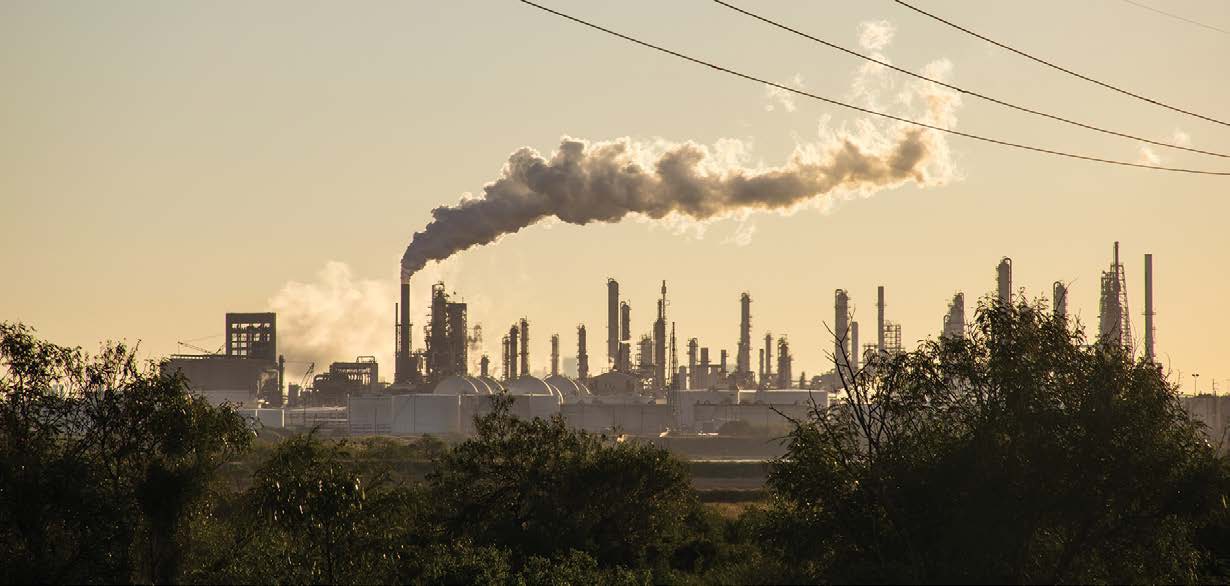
[164,312,284,407]
[201,240,1183,447]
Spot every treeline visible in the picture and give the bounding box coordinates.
[3,300,1230,584]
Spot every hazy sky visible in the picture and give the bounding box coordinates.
[3,0,1228,393]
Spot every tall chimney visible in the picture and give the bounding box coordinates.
[877,286,886,355]
[397,282,411,384]
[508,325,519,379]
[737,292,752,376]
[1144,253,1154,363]
[577,325,589,380]
[550,333,560,377]
[835,289,849,371]
[519,318,529,377]
[1053,281,1068,319]
[654,281,667,390]
[997,257,1013,306]
[763,333,773,383]
[719,349,728,375]
[850,321,860,371]
[480,355,490,378]
[607,278,619,367]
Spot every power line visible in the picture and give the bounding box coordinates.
[518,0,1230,176]
[1118,0,1230,36]
[715,0,1226,158]
[889,0,1230,127]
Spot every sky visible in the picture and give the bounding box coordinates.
[3,0,1228,393]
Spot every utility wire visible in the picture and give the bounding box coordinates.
[889,0,1229,127]
[716,0,1226,158]
[519,0,1229,175]
[1118,0,1230,36]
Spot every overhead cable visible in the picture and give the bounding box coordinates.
[715,0,1226,158]
[889,0,1230,127]
[519,0,1230,175]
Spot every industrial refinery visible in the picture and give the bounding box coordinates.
[162,240,1213,444]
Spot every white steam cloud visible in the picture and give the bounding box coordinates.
[400,74,961,280]
[386,20,961,281]
[269,262,394,372]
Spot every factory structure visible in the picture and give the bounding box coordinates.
[164,241,1205,442]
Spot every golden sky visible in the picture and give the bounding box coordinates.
[3,0,1228,392]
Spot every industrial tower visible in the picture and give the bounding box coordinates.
[1097,242,1133,352]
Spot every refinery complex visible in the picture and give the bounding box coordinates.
[164,241,1226,447]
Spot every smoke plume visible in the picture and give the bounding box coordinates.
[400,33,959,281]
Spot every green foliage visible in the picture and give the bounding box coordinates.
[428,394,698,572]
[0,322,251,583]
[763,299,1230,584]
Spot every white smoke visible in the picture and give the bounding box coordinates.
[268,260,458,375]
[763,73,804,112]
[859,20,897,51]
[393,22,961,280]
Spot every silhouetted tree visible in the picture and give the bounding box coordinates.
[762,299,1230,583]
[428,394,697,572]
[0,322,250,583]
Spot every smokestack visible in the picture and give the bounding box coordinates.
[737,293,751,376]
[1144,253,1154,363]
[508,325,519,379]
[480,355,489,378]
[687,338,698,389]
[396,282,411,384]
[654,281,667,390]
[850,321,860,371]
[720,349,728,375]
[835,289,849,372]
[607,278,618,367]
[620,302,631,343]
[997,257,1013,306]
[550,333,560,377]
[577,325,589,380]
[877,286,886,355]
[1053,281,1068,319]
[763,333,773,383]
[519,318,529,378]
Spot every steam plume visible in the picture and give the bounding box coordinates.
[401,46,959,281]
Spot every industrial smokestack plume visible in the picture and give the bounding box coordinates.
[997,257,1013,306]
[877,286,886,355]
[1144,253,1154,363]
[1053,281,1069,319]
[398,121,956,281]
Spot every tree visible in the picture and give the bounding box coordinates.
[428,394,697,571]
[0,322,251,583]
[763,299,1230,583]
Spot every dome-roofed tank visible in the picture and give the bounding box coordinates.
[544,374,590,400]
[508,375,560,399]
[465,376,495,395]
[479,376,506,394]
[433,375,480,395]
